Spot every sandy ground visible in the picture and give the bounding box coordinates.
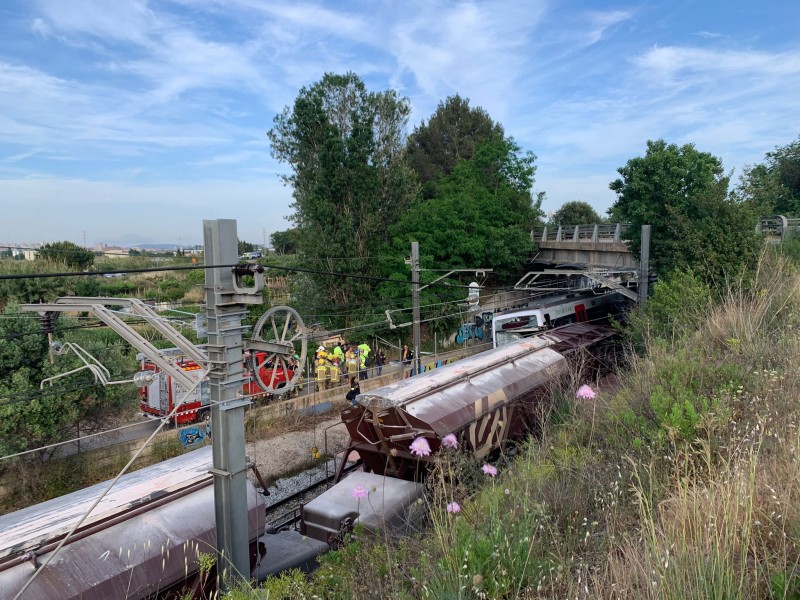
[245,411,353,483]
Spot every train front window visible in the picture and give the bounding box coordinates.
[496,331,524,347]
[494,313,540,347]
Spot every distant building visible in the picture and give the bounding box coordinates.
[1,244,40,260]
[98,245,130,259]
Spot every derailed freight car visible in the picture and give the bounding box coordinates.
[0,447,266,600]
[335,323,616,480]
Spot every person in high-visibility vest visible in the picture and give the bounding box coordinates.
[345,347,358,377]
[315,358,328,390]
[328,355,341,385]
[332,343,345,365]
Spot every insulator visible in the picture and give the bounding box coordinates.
[133,371,157,388]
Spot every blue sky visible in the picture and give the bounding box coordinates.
[1,0,798,247]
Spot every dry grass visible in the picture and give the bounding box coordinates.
[244,400,346,440]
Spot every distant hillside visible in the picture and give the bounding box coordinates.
[132,243,181,251]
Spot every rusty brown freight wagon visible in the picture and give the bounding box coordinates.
[337,323,616,480]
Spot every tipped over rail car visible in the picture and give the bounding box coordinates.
[335,322,617,480]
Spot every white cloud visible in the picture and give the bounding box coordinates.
[634,46,800,81]
[2,0,798,243]
[189,151,263,167]
[583,10,633,46]
[389,1,541,121]
[32,0,157,45]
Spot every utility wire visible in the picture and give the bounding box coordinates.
[0,260,485,291]
[0,420,155,462]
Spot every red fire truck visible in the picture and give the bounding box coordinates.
[139,348,294,424]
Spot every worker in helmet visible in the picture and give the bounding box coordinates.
[345,346,358,378]
[328,353,341,386]
[315,356,330,390]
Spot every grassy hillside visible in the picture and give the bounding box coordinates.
[225,250,800,599]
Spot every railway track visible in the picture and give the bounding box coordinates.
[261,457,360,532]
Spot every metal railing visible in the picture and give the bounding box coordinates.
[532,223,630,244]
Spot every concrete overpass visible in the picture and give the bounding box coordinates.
[531,223,637,270]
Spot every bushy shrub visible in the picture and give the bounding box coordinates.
[625,268,713,347]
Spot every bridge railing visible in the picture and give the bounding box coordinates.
[531,223,630,244]
[758,215,800,242]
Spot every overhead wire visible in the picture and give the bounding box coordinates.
[0,259,491,292]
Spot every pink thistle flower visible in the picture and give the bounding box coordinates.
[441,433,458,449]
[410,436,431,457]
[446,501,461,514]
[351,485,369,499]
[481,463,498,477]
[576,384,596,400]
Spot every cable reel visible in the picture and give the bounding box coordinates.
[247,306,307,394]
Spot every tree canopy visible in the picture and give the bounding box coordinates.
[391,134,541,282]
[237,240,259,255]
[0,305,134,459]
[268,72,418,314]
[268,75,543,331]
[736,136,800,216]
[37,241,95,270]
[550,201,604,226]
[270,228,300,255]
[406,95,504,198]
[609,139,759,285]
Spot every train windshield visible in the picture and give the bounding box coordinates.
[493,313,540,348]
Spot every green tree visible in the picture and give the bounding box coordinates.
[550,201,604,226]
[609,139,759,285]
[390,134,541,282]
[736,137,800,216]
[270,228,300,255]
[268,72,418,317]
[37,241,95,270]
[0,305,137,458]
[407,95,504,198]
[237,240,258,255]
[0,260,81,307]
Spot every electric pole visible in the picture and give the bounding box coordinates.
[203,219,253,590]
[406,241,492,375]
[411,241,421,376]
[639,224,651,305]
